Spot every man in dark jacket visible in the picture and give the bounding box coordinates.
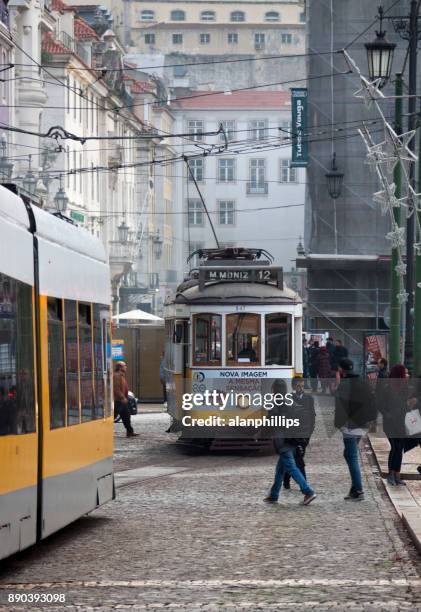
[335,358,375,501]
[331,340,348,371]
[283,377,316,489]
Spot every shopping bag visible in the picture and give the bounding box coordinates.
[405,408,421,437]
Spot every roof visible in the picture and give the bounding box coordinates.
[42,31,70,55]
[52,0,72,13]
[175,90,291,110]
[74,18,100,41]
[174,281,301,305]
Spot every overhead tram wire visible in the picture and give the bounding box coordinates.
[184,156,220,248]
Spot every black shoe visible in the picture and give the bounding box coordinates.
[344,489,364,501]
[417,465,421,475]
[127,431,138,437]
[264,496,278,503]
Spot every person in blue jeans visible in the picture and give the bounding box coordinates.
[264,379,317,506]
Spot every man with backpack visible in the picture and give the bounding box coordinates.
[335,358,375,501]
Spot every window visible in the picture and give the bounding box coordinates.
[171,9,185,21]
[200,33,210,44]
[188,119,204,141]
[279,120,291,141]
[226,313,260,365]
[248,159,267,194]
[93,305,106,419]
[65,301,79,425]
[140,9,155,21]
[218,158,236,182]
[48,298,66,429]
[188,158,204,182]
[145,33,155,44]
[280,159,298,183]
[172,33,183,44]
[230,11,245,22]
[0,274,35,436]
[249,120,267,141]
[188,199,204,226]
[254,33,265,49]
[300,11,306,23]
[281,33,292,44]
[78,303,94,422]
[219,120,235,142]
[265,11,280,22]
[265,314,292,366]
[193,314,221,365]
[201,10,215,21]
[218,200,235,225]
[228,32,238,44]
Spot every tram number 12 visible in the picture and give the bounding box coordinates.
[257,270,271,281]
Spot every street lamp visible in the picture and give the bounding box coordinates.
[118,220,130,243]
[297,236,305,256]
[53,176,69,213]
[23,155,37,195]
[365,6,396,86]
[325,153,344,199]
[0,134,13,182]
[152,229,163,259]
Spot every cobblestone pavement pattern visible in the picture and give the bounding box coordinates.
[1,398,421,610]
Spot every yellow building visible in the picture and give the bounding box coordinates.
[118,0,306,55]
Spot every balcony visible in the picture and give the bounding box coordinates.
[246,182,268,195]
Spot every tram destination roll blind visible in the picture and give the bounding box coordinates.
[199,267,283,290]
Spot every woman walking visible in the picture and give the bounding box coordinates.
[317,346,332,393]
[381,364,410,486]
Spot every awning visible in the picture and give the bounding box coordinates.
[112,309,163,322]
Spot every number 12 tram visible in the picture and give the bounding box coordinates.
[164,247,303,446]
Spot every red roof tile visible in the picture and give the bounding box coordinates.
[52,0,72,13]
[130,80,154,94]
[74,18,99,41]
[42,31,70,55]
[176,90,291,110]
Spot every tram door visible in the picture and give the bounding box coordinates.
[166,319,188,420]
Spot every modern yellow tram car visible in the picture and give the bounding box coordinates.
[164,247,303,444]
[0,185,113,561]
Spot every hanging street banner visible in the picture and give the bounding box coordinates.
[290,88,308,167]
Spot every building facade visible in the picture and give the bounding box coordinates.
[173,89,305,274]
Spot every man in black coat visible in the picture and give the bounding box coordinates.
[331,340,348,371]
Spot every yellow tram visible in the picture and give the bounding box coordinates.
[0,185,113,561]
[164,247,303,446]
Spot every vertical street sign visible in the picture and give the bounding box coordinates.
[290,88,308,167]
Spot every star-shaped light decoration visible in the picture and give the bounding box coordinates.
[407,184,421,213]
[395,261,407,276]
[414,242,421,256]
[397,290,409,304]
[386,225,406,248]
[373,183,398,215]
[353,76,385,109]
[384,123,417,164]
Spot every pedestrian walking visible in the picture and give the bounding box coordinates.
[309,341,320,392]
[265,379,317,506]
[377,358,389,379]
[283,377,316,490]
[381,364,410,486]
[317,346,332,393]
[335,357,376,501]
[332,340,348,371]
[113,361,137,437]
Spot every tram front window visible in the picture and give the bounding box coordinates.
[193,314,221,365]
[226,313,260,365]
[265,313,292,366]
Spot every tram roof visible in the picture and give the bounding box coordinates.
[173,281,301,305]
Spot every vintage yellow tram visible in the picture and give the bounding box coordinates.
[0,185,113,561]
[164,247,303,446]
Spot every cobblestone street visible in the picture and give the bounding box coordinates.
[2,398,421,610]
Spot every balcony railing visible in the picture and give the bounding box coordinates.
[246,182,268,195]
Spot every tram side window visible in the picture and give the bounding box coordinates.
[65,300,79,424]
[48,298,66,429]
[79,303,95,422]
[226,313,260,365]
[104,316,112,417]
[193,314,221,365]
[265,313,292,366]
[165,319,174,370]
[93,305,105,419]
[0,274,35,436]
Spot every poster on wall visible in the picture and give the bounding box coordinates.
[364,333,388,380]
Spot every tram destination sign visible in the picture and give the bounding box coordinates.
[199,266,283,290]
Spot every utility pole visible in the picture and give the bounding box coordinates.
[390,73,403,366]
[404,0,419,371]
[414,100,421,374]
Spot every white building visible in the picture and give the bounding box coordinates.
[172,90,305,273]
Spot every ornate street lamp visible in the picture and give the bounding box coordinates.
[118,220,130,243]
[23,155,37,195]
[365,6,396,86]
[0,134,13,182]
[296,236,305,256]
[53,175,69,213]
[325,152,344,199]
